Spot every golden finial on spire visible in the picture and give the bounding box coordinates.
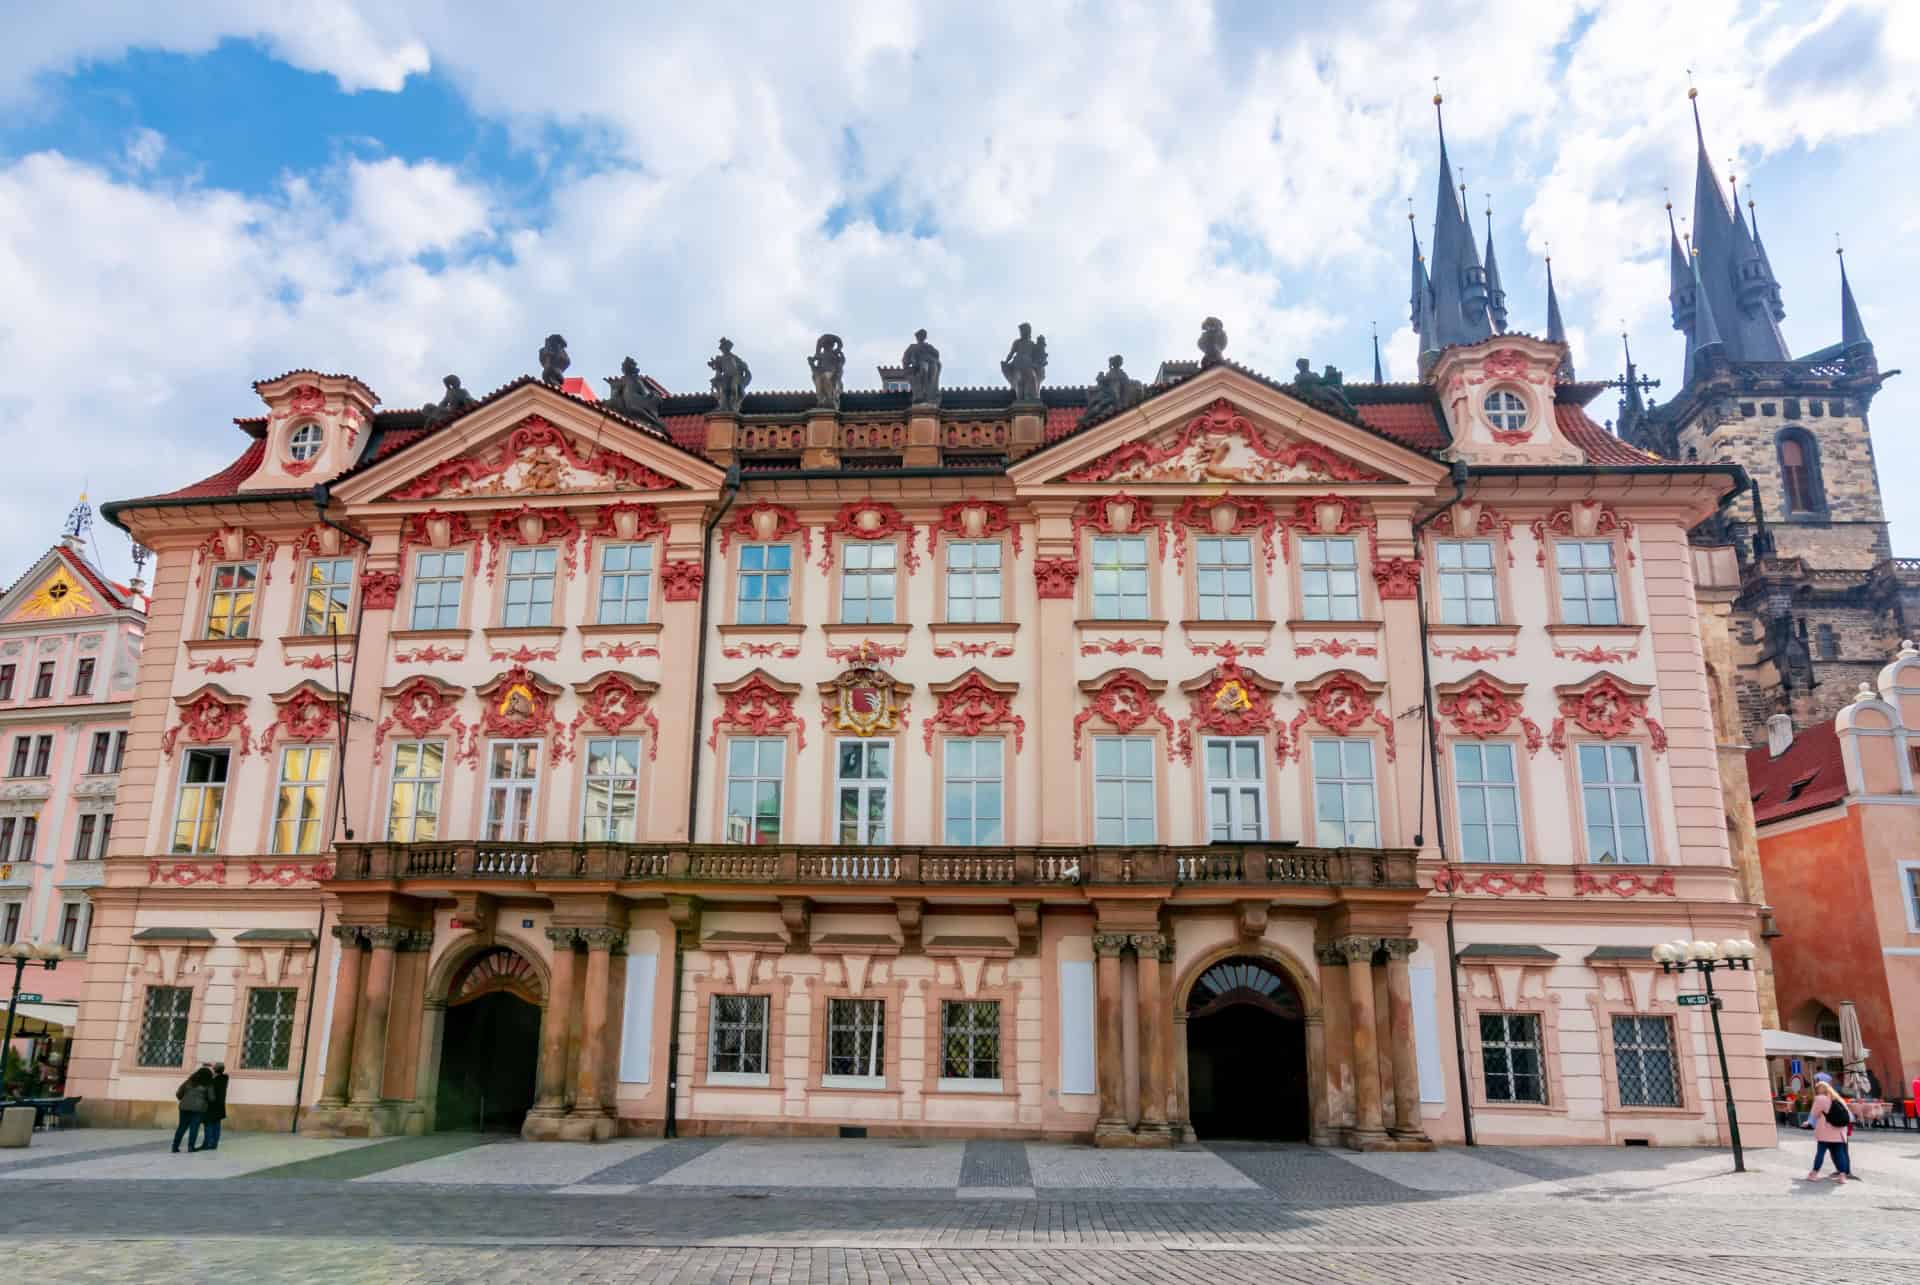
[1687,67,1697,100]
[1433,74,1442,107]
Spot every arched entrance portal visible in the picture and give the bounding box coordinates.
[1185,956,1309,1140]
[435,946,542,1132]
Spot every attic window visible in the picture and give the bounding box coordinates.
[288,423,323,461]
[1486,390,1527,433]
[1783,774,1817,802]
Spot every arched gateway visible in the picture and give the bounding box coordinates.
[1184,956,1310,1140]
[434,945,543,1132]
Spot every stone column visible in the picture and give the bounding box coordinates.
[530,928,578,1127]
[318,926,364,1108]
[568,927,620,1139]
[1373,957,1396,1130]
[1093,932,1130,1139]
[1338,935,1387,1145]
[1384,939,1429,1142]
[1133,933,1169,1141]
[350,926,403,1105]
[1162,938,1191,1142]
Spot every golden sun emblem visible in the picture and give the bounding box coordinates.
[15,568,95,620]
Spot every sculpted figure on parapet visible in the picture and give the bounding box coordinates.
[708,337,752,413]
[902,328,942,406]
[808,334,846,411]
[1001,322,1048,402]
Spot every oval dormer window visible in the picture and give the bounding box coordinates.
[1485,390,1528,434]
[288,423,324,462]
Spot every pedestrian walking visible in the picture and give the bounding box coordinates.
[173,1065,214,1154]
[1807,1072,1853,1183]
[203,1062,229,1151]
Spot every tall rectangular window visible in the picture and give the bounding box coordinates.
[945,541,1002,622]
[0,818,12,859]
[1902,861,1920,934]
[137,985,192,1067]
[500,547,557,628]
[1556,540,1620,625]
[16,817,34,860]
[7,737,28,777]
[271,745,333,854]
[1093,735,1156,844]
[300,557,355,636]
[597,544,653,625]
[111,731,126,773]
[89,731,112,774]
[708,994,768,1076]
[72,657,96,696]
[1090,535,1150,620]
[0,664,13,700]
[30,734,52,776]
[839,543,897,624]
[1579,744,1648,863]
[241,988,299,1070]
[1453,742,1523,862]
[735,544,792,625]
[826,997,885,1083]
[171,748,230,855]
[582,737,642,842]
[33,662,55,699]
[1611,1015,1680,1107]
[835,739,891,844]
[1300,537,1361,621]
[939,999,1001,1085]
[59,900,89,953]
[73,814,98,861]
[723,737,784,844]
[409,550,466,630]
[387,740,445,843]
[483,740,541,842]
[1204,737,1265,841]
[942,738,1004,845]
[1480,1013,1545,1103]
[1312,739,1378,846]
[1436,540,1498,625]
[204,562,258,639]
[0,901,18,944]
[1194,537,1256,621]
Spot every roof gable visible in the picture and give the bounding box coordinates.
[1,546,130,624]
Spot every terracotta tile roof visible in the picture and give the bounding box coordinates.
[1555,405,1669,466]
[663,414,708,454]
[1746,719,1849,824]
[146,437,267,500]
[1044,405,1085,443]
[1354,401,1448,450]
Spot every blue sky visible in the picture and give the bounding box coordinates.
[0,2,1915,583]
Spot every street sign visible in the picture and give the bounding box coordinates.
[1677,993,1713,1007]
[13,994,41,1004]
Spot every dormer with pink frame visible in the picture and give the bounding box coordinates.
[238,371,379,493]
[1429,335,1583,467]
[1836,641,1920,797]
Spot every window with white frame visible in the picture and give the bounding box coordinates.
[271,745,333,854]
[1299,537,1361,621]
[1578,744,1648,863]
[1479,1012,1544,1103]
[1194,537,1256,620]
[945,541,1002,622]
[204,562,258,639]
[73,813,101,861]
[1090,535,1150,620]
[835,739,891,844]
[942,738,1004,845]
[826,997,885,1084]
[171,747,230,855]
[137,985,192,1067]
[1901,861,1920,933]
[500,547,557,627]
[287,422,324,461]
[582,736,642,842]
[1436,540,1498,624]
[1093,735,1156,844]
[387,740,445,843]
[1312,738,1378,846]
[0,819,13,861]
[58,899,90,953]
[1453,742,1522,862]
[14,817,35,861]
[724,737,784,844]
[1204,737,1265,841]
[1485,389,1528,433]
[483,739,541,842]
[241,987,299,1070]
[596,543,653,625]
[708,994,768,1077]
[73,657,95,696]
[88,731,113,774]
[839,543,897,624]
[5,737,25,777]
[0,900,19,944]
[29,734,50,777]
[32,662,53,700]
[1555,540,1620,625]
[735,543,792,624]
[939,999,1001,1086]
[1611,1014,1680,1107]
[0,664,14,701]
[409,551,466,630]
[300,557,355,636]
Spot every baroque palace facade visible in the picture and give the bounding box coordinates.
[72,118,1783,1152]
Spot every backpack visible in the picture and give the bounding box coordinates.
[1824,1096,1851,1128]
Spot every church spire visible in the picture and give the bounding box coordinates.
[1372,323,1385,383]
[1483,200,1509,333]
[1425,85,1493,354]
[1545,251,1573,380]
[1682,85,1789,367]
[1689,242,1724,358]
[1838,243,1871,349]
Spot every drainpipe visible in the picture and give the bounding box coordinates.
[666,463,741,1139]
[1413,459,1475,1146]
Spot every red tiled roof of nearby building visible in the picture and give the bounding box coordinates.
[149,437,267,500]
[1555,405,1668,466]
[1044,405,1084,443]
[1746,719,1849,824]
[1355,402,1447,451]
[663,414,707,455]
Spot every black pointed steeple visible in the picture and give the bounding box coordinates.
[1483,202,1509,333]
[1426,89,1493,354]
[1545,253,1573,381]
[1689,243,1724,358]
[1839,246,1871,350]
[1683,88,1789,366]
[1619,333,1647,424]
[1372,324,1385,383]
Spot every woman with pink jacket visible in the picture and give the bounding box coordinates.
[1808,1073,1854,1183]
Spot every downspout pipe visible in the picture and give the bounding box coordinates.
[666,462,741,1138]
[1412,459,1475,1146]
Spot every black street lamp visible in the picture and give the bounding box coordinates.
[1653,936,1756,1173]
[1,943,67,1092]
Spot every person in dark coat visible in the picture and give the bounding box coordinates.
[173,1065,213,1154]
[202,1062,229,1151]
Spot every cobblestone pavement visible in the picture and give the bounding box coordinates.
[1,1129,1917,1282]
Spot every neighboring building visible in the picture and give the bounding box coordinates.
[0,519,146,1003]
[1618,93,1910,745]
[1746,643,1920,1096]
[71,106,1777,1152]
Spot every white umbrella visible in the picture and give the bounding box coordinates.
[1839,1000,1872,1098]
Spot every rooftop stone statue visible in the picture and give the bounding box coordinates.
[538,335,571,388]
[1290,358,1356,414]
[420,374,479,428]
[809,334,847,411]
[1000,322,1048,403]
[709,337,752,413]
[1084,355,1145,420]
[603,356,664,424]
[902,329,942,407]
[1198,317,1228,367]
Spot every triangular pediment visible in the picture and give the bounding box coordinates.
[333,382,726,506]
[1,548,121,624]
[1009,365,1449,490]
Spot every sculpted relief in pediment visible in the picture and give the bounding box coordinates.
[391,416,677,501]
[1063,398,1383,486]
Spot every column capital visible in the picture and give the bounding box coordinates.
[329,924,366,947]
[1380,937,1418,961]
[1314,944,1347,967]
[364,925,409,950]
[578,926,625,952]
[545,926,581,948]
[1093,932,1132,958]
[1332,935,1379,963]
[397,928,435,953]
[1129,932,1167,956]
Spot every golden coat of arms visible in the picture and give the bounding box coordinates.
[823,666,907,736]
